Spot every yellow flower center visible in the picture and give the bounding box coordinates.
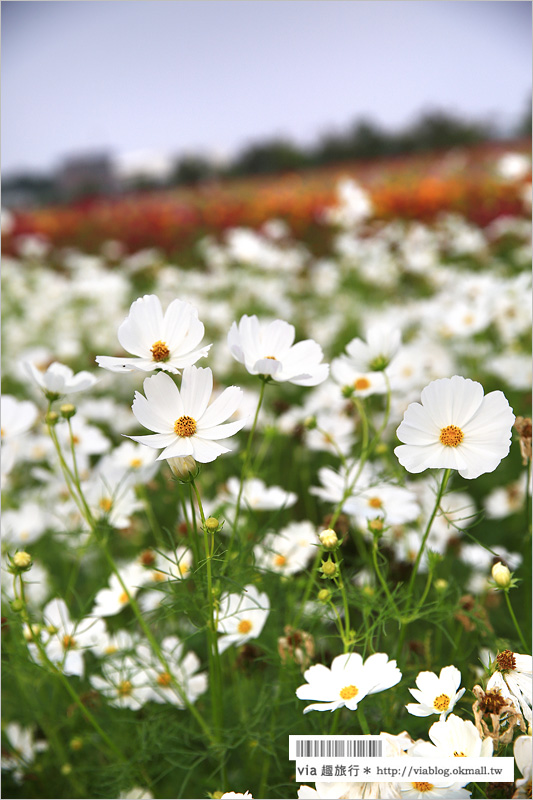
[119,591,130,605]
[238,619,253,634]
[433,693,451,712]
[339,685,358,700]
[439,425,464,447]
[368,496,383,508]
[151,340,170,362]
[264,355,277,360]
[72,435,80,445]
[130,458,142,468]
[274,554,287,567]
[152,570,166,582]
[105,645,118,655]
[118,680,132,696]
[174,416,197,437]
[354,377,371,391]
[99,497,113,512]
[62,635,76,650]
[454,751,466,757]
[412,783,433,792]
[157,671,172,687]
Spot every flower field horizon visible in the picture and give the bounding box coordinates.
[1,144,532,800]
[2,139,531,262]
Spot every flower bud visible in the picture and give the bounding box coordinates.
[341,384,354,399]
[167,455,198,481]
[319,528,338,549]
[60,763,72,776]
[318,588,331,603]
[320,559,338,578]
[303,415,317,430]
[434,578,448,592]
[205,517,219,532]
[10,599,24,613]
[491,561,512,589]
[13,551,32,569]
[70,737,83,751]
[368,519,384,536]
[45,411,59,426]
[60,403,76,419]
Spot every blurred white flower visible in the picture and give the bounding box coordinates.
[216,584,270,653]
[96,294,211,373]
[89,655,151,710]
[254,520,318,576]
[23,361,98,396]
[129,367,246,463]
[395,376,515,479]
[228,315,328,386]
[28,598,106,677]
[224,476,297,511]
[91,562,147,617]
[137,635,207,708]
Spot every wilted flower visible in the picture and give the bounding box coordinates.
[487,651,532,725]
[296,651,401,714]
[278,626,315,669]
[227,315,328,386]
[96,294,211,373]
[395,376,515,479]
[472,684,525,744]
[129,367,246,463]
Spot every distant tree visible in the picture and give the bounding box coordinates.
[228,138,309,176]
[399,110,493,152]
[172,156,217,186]
[515,94,532,137]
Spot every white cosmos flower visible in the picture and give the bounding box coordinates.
[409,713,493,760]
[296,652,401,714]
[406,666,466,720]
[23,361,98,396]
[394,376,515,479]
[338,325,402,373]
[96,294,211,373]
[89,655,151,710]
[128,367,246,464]
[216,584,270,653]
[227,314,329,386]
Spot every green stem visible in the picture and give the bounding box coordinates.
[358,705,371,735]
[371,540,400,615]
[333,551,351,651]
[504,590,529,652]
[406,469,451,603]
[232,377,267,537]
[138,484,165,549]
[292,547,322,628]
[192,480,224,740]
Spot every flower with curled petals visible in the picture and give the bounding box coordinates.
[296,651,401,714]
[128,366,246,463]
[96,294,211,374]
[227,314,328,386]
[394,376,515,479]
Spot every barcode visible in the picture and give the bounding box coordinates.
[295,739,383,758]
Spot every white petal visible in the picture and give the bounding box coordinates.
[127,432,177,449]
[200,386,244,428]
[118,295,163,356]
[420,376,484,429]
[191,437,230,462]
[144,371,184,419]
[132,392,173,433]
[180,366,213,419]
[199,419,247,440]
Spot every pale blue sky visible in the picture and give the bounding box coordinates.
[2,0,531,175]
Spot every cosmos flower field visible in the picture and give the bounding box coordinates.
[1,149,532,800]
